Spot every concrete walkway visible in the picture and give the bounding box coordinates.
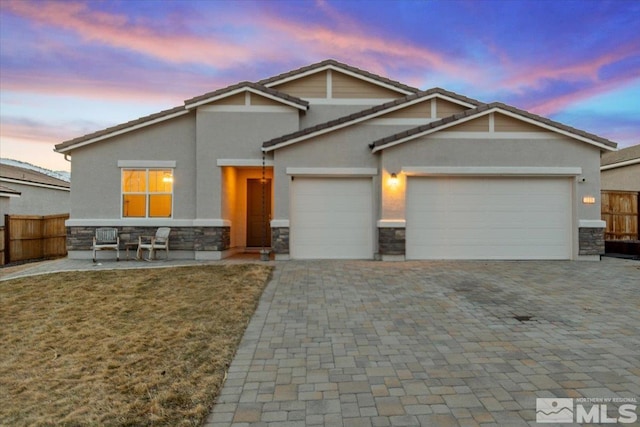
[204,259,640,427]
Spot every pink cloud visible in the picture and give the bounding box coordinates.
[3,1,254,67]
[502,42,639,93]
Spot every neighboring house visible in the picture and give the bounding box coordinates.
[0,161,70,220]
[55,59,616,261]
[0,184,21,227]
[601,144,640,192]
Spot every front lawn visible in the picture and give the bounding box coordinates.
[0,264,272,426]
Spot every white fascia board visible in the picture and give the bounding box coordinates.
[0,177,70,191]
[377,219,406,228]
[55,110,190,154]
[216,159,274,167]
[118,160,176,168]
[600,158,640,171]
[578,220,606,228]
[263,96,435,152]
[0,192,21,198]
[373,106,617,153]
[402,167,583,176]
[263,64,414,96]
[286,167,377,176]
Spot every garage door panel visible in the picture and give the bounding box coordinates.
[406,177,571,260]
[291,178,373,259]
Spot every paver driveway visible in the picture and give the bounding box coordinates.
[205,259,640,427]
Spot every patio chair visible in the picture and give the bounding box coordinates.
[137,227,171,260]
[92,227,120,262]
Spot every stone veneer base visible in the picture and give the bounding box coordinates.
[578,227,605,256]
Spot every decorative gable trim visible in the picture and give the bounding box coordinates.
[371,103,617,153]
[184,85,309,111]
[262,89,481,152]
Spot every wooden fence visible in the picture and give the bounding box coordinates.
[601,191,639,240]
[2,214,69,265]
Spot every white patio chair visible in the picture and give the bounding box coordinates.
[92,227,120,262]
[137,227,171,260]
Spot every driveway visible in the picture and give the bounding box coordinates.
[205,259,640,427]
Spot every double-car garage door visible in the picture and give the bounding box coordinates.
[406,176,572,260]
[289,176,572,260]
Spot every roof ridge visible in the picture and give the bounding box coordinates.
[262,88,482,149]
[183,81,309,108]
[258,58,421,94]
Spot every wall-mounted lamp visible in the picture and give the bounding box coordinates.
[389,172,399,186]
[582,195,596,204]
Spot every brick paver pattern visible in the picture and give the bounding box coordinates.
[204,259,640,427]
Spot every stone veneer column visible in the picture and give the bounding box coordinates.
[578,227,605,256]
[271,227,289,259]
[378,220,406,261]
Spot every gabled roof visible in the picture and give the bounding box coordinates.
[259,59,420,96]
[56,82,309,154]
[262,88,482,151]
[0,163,70,189]
[371,102,617,152]
[55,105,188,153]
[183,81,309,110]
[0,184,21,197]
[601,143,640,169]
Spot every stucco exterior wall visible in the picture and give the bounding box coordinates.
[272,123,411,220]
[601,164,640,191]
[68,113,197,222]
[379,135,602,222]
[4,183,69,216]
[196,109,298,220]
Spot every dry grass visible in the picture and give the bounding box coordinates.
[0,264,272,426]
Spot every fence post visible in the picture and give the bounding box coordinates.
[4,214,10,265]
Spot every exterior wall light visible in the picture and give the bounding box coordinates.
[582,196,596,204]
[389,172,399,186]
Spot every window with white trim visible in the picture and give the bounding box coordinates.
[122,169,173,218]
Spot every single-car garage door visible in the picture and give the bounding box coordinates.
[291,177,373,259]
[406,177,571,260]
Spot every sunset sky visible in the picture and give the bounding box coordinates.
[1,0,638,172]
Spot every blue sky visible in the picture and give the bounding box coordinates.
[1,0,638,171]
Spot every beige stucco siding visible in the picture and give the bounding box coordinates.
[380,101,431,119]
[271,72,327,98]
[2,183,69,216]
[448,116,490,132]
[494,113,553,133]
[601,164,640,191]
[436,99,469,118]
[250,94,284,106]
[213,93,245,105]
[69,113,197,220]
[332,72,402,99]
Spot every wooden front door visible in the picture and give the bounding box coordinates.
[246,179,271,247]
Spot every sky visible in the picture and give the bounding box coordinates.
[1,0,639,173]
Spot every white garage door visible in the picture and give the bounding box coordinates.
[291,177,373,259]
[406,177,571,260]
